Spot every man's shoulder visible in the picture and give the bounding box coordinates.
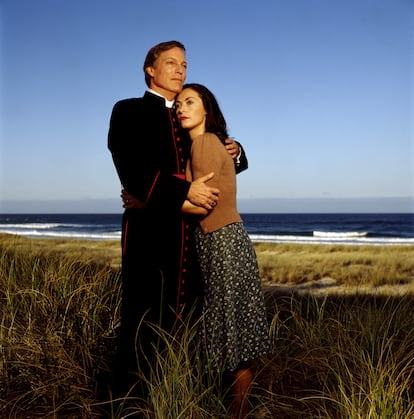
[113,97,144,109]
[110,98,147,119]
[113,92,164,111]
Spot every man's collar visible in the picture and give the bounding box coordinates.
[147,89,175,108]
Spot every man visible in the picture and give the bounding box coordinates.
[107,40,247,397]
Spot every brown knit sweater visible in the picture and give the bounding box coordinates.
[186,132,242,233]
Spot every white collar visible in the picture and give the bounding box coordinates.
[147,89,175,108]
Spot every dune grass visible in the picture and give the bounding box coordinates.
[0,235,121,417]
[1,233,414,417]
[3,234,413,290]
[254,242,414,291]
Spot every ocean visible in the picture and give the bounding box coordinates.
[0,213,413,246]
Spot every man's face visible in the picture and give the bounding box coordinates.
[146,46,187,100]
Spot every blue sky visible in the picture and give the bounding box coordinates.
[1,0,413,213]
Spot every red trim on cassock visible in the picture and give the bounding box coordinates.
[146,170,160,202]
[168,108,180,171]
[122,219,129,255]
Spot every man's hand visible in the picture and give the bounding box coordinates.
[181,200,209,216]
[187,172,219,210]
[224,138,240,160]
[121,189,146,209]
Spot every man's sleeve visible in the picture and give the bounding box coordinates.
[235,142,248,174]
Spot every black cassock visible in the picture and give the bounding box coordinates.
[108,91,201,393]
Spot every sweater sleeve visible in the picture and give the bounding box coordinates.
[191,133,242,233]
[190,133,226,187]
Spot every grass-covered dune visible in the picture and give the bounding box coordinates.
[4,233,414,293]
[1,233,414,418]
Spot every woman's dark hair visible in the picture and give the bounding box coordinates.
[143,40,185,87]
[182,83,229,144]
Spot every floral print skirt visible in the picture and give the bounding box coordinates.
[194,222,271,372]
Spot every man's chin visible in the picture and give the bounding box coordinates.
[172,82,184,91]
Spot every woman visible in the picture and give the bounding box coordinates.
[175,83,271,418]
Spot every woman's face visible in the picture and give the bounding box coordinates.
[175,88,206,138]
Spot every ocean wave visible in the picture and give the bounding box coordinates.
[250,234,414,246]
[1,213,412,246]
[313,231,368,238]
[1,229,412,245]
[0,229,121,240]
[0,223,62,229]
[0,222,116,230]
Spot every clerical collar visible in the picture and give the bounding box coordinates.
[147,89,175,108]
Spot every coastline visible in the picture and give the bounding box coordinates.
[1,213,413,246]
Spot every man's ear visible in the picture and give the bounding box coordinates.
[146,66,155,77]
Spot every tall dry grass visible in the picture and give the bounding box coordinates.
[256,292,414,417]
[1,234,413,418]
[0,235,121,417]
[255,242,414,289]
